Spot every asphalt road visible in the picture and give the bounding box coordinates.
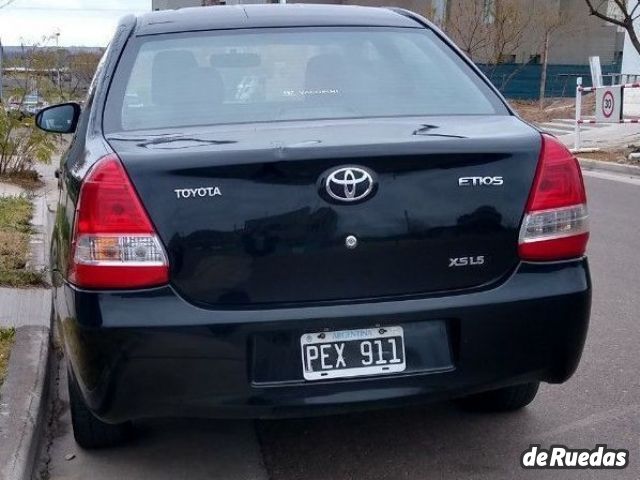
[36,172,640,480]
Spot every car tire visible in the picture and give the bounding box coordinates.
[67,369,131,449]
[456,382,540,412]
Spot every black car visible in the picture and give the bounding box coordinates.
[37,4,591,449]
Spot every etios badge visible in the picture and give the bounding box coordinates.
[325,167,375,202]
[458,176,504,187]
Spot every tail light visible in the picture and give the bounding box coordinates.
[69,154,169,289]
[518,134,589,261]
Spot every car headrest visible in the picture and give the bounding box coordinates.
[152,50,198,106]
[305,53,351,94]
[192,67,225,106]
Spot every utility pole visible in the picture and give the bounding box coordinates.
[55,31,61,90]
[432,0,446,27]
[0,37,3,104]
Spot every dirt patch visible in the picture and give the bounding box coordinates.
[0,196,45,287]
[509,95,596,124]
[0,170,43,190]
[579,148,640,166]
[0,328,15,388]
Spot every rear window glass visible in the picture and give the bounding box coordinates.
[104,27,506,132]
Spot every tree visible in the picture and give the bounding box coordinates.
[488,0,531,66]
[445,0,532,64]
[445,0,493,61]
[584,0,640,57]
[0,39,58,177]
[537,2,572,108]
[445,0,532,89]
[66,51,102,99]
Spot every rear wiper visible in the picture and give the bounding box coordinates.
[413,124,466,139]
[137,136,236,149]
[107,134,236,148]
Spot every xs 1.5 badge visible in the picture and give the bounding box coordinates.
[449,256,486,268]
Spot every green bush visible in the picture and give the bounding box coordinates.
[0,109,57,176]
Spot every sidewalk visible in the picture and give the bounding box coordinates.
[0,160,57,480]
[0,160,57,329]
[539,119,640,150]
[0,289,50,327]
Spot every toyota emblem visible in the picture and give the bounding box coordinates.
[324,166,376,203]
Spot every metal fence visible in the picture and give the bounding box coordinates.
[478,63,622,100]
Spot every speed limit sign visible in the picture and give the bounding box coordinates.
[595,86,622,123]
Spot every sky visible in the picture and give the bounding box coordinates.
[0,0,150,47]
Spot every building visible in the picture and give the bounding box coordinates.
[152,0,621,66]
[445,0,623,66]
[153,0,216,9]
[152,0,445,22]
[439,0,624,98]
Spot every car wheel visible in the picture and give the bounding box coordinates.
[67,369,131,449]
[456,382,540,412]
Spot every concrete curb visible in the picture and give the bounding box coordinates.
[0,326,51,480]
[578,158,640,177]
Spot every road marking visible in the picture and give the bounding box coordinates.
[583,170,640,186]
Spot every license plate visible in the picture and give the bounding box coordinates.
[301,327,406,381]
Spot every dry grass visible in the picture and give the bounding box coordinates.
[509,97,640,166]
[509,95,596,124]
[0,196,32,233]
[578,148,640,165]
[0,196,45,287]
[0,328,16,388]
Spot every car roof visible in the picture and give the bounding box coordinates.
[135,4,422,36]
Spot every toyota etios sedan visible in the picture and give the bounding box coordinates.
[37,4,591,448]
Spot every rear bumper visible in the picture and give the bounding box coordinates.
[56,260,591,422]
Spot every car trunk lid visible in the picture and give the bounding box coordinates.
[106,115,540,307]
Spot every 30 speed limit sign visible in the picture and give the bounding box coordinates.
[595,86,623,123]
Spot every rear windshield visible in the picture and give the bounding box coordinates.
[104,27,506,132]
